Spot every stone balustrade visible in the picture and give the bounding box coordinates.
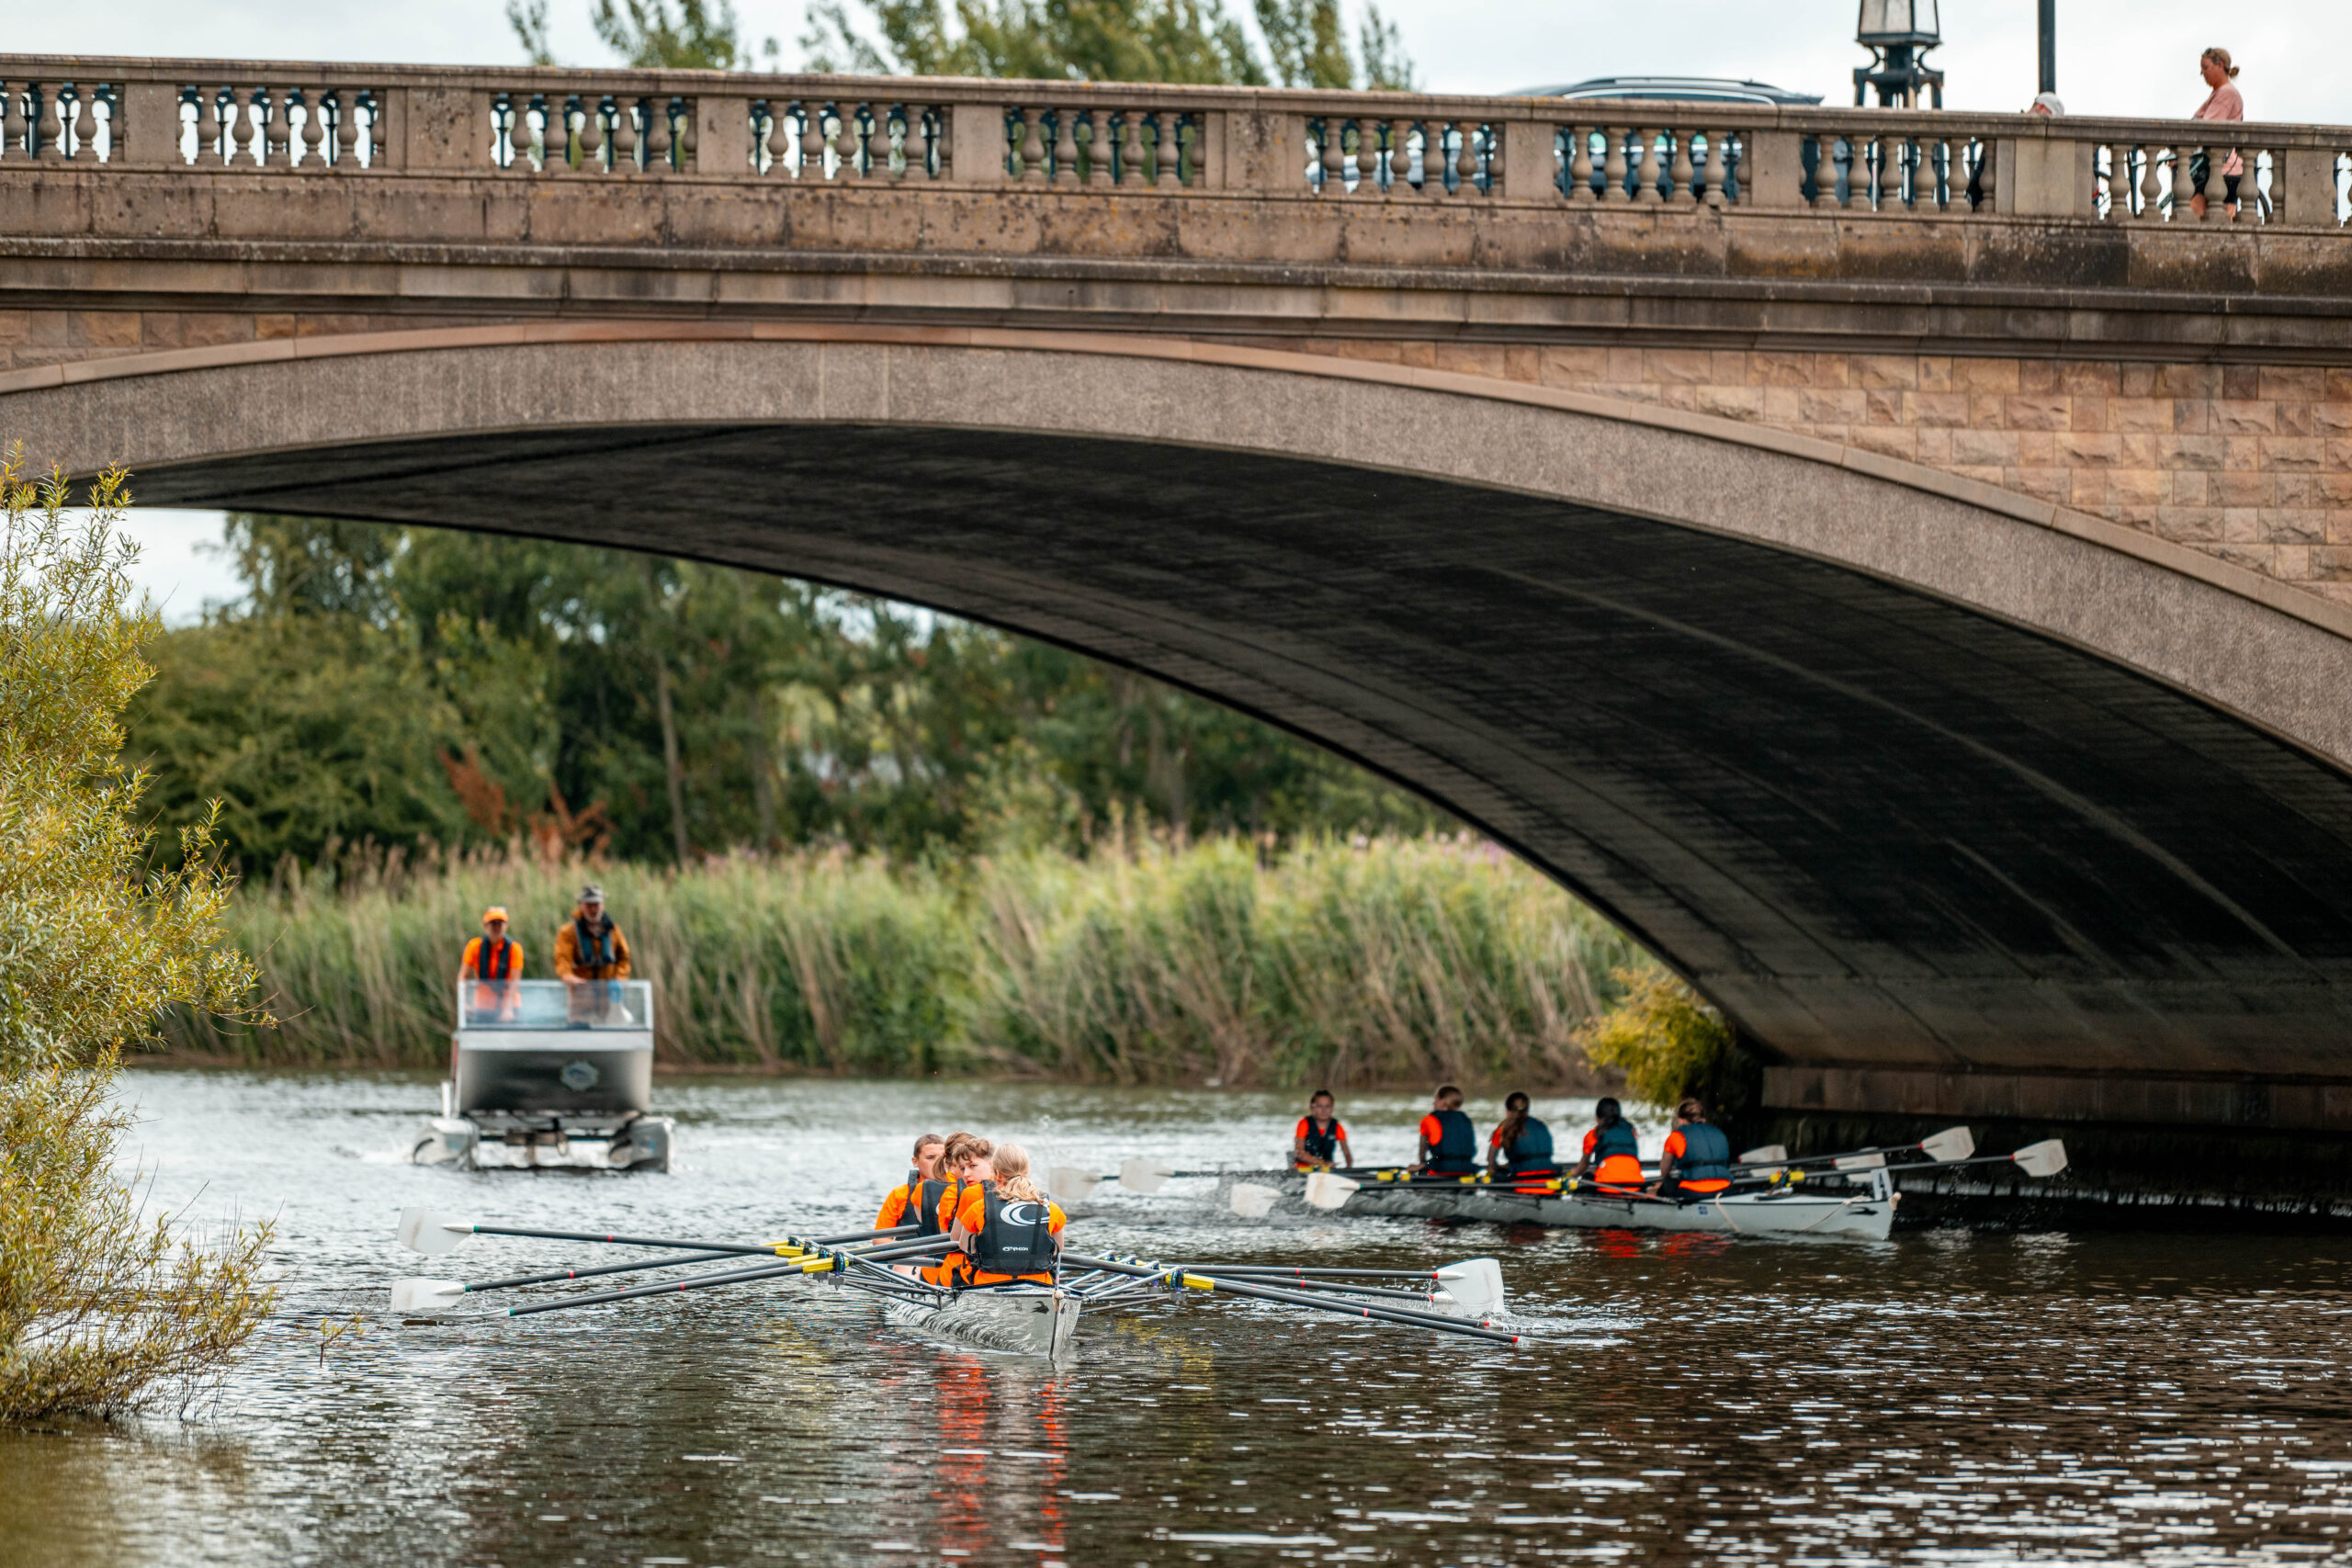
[4,56,2346,225]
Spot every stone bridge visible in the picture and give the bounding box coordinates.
[9,57,2352,1202]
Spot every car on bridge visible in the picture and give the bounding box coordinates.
[1511,79,1822,202]
[1510,75,1824,107]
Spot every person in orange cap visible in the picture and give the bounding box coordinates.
[457,907,525,1021]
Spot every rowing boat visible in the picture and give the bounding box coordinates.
[1285,1170,1899,1241]
[879,1286,1083,1362]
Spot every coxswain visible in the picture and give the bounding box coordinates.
[1415,1085,1478,1177]
[1657,1098,1734,1198]
[457,906,524,1022]
[1486,1090,1557,1189]
[947,1142,1067,1287]
[1291,1089,1353,1171]
[876,1132,948,1231]
[912,1134,994,1284]
[1574,1097,1645,1188]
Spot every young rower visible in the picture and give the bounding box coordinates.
[876,1132,947,1231]
[1415,1085,1479,1177]
[1486,1091,1557,1186]
[1575,1097,1645,1187]
[946,1142,1067,1287]
[1657,1098,1734,1198]
[908,1133,993,1282]
[1291,1089,1353,1171]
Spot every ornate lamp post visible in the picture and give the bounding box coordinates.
[1853,0,1945,108]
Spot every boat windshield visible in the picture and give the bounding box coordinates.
[456,978,652,1031]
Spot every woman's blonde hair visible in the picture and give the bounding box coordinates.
[2202,47,2239,79]
[988,1141,1044,1202]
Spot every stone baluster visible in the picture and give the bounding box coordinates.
[544,96,569,175]
[679,98,697,169]
[1419,120,1448,197]
[1319,117,1344,193]
[1563,124,1593,202]
[581,95,607,174]
[1600,125,1630,203]
[1700,130,1728,208]
[334,90,360,168]
[67,87,95,160]
[835,105,864,180]
[1389,120,1411,195]
[1632,127,1661,205]
[1812,136,1846,209]
[1015,106,1045,183]
[297,89,326,167]
[904,105,932,179]
[1086,111,1114,186]
[188,88,220,167]
[0,84,19,163]
[2135,142,2162,221]
[1118,111,1145,187]
[1350,119,1380,195]
[1155,111,1183,189]
[874,104,899,180]
[1459,123,1483,195]
[1052,107,1079,186]
[1668,129,1695,207]
[797,102,825,180]
[759,100,786,176]
[229,86,258,166]
[260,88,292,167]
[644,97,673,172]
[609,96,638,171]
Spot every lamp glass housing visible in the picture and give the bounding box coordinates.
[1856,0,1939,45]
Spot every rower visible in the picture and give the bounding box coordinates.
[1486,1091,1557,1189]
[1291,1089,1353,1172]
[1575,1097,1645,1188]
[906,1133,991,1283]
[876,1132,947,1231]
[1657,1098,1734,1199]
[946,1142,1067,1287]
[1415,1086,1478,1178]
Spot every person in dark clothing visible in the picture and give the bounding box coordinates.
[555,883,632,1023]
[1486,1090,1556,1183]
[1657,1098,1735,1197]
[1575,1097,1645,1186]
[1416,1085,1478,1176]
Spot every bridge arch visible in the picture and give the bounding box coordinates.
[10,324,2352,1086]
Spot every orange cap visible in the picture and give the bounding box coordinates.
[482,907,509,925]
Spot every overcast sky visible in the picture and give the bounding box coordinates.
[27,0,2347,617]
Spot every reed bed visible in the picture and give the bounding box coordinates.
[156,836,1646,1088]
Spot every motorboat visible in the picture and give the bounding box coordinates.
[412,978,673,1171]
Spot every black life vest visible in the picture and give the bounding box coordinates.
[571,915,618,975]
[1298,1116,1341,1163]
[1589,1119,1639,1164]
[1672,1122,1733,1181]
[1501,1116,1555,1175]
[968,1181,1056,1280]
[914,1175,961,1237]
[1427,1108,1476,1172]
[472,937,515,979]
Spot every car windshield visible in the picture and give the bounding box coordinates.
[457,978,651,1030]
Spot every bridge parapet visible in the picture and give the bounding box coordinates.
[6,56,2350,228]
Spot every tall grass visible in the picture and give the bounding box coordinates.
[157,836,1648,1088]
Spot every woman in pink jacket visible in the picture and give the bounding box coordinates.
[2188,47,2245,220]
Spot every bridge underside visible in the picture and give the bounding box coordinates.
[138,423,2352,1088]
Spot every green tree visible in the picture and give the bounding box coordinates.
[508,0,777,70]
[0,452,273,1421]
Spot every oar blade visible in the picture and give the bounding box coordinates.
[1047,1167,1101,1204]
[1920,1126,1975,1163]
[397,1206,469,1256]
[1433,1258,1507,1316]
[1302,1171,1359,1211]
[1118,1157,1175,1196]
[2012,1138,2069,1178]
[1737,1144,1788,1166]
[1832,1152,1887,1172]
[1227,1182,1280,1219]
[390,1277,466,1312]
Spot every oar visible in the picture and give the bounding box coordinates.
[1916,1139,2069,1179]
[396,1207,912,1258]
[505,1237,960,1318]
[1066,1254,1529,1346]
[1045,1159,1191,1201]
[1734,1126,1976,1177]
[394,1233,953,1314]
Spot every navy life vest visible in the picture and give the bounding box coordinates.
[1589,1118,1639,1165]
[1299,1116,1341,1164]
[1672,1122,1733,1181]
[571,915,618,974]
[1427,1108,1477,1173]
[470,937,516,980]
[1501,1116,1555,1175]
[914,1175,962,1237]
[968,1182,1057,1280]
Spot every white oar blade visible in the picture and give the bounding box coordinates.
[1737,1144,1788,1166]
[389,1277,467,1313]
[1118,1157,1175,1196]
[1047,1167,1101,1205]
[397,1206,469,1257]
[2012,1138,2069,1178]
[1228,1182,1280,1219]
[1832,1152,1887,1172]
[1434,1258,1507,1316]
[1302,1171,1360,1211]
[1920,1126,1975,1163]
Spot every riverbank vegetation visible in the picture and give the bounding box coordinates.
[1,455,273,1422]
[160,832,1652,1089]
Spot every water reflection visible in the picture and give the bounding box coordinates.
[6,1069,2346,1565]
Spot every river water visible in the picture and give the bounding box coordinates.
[4,1070,2348,1567]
